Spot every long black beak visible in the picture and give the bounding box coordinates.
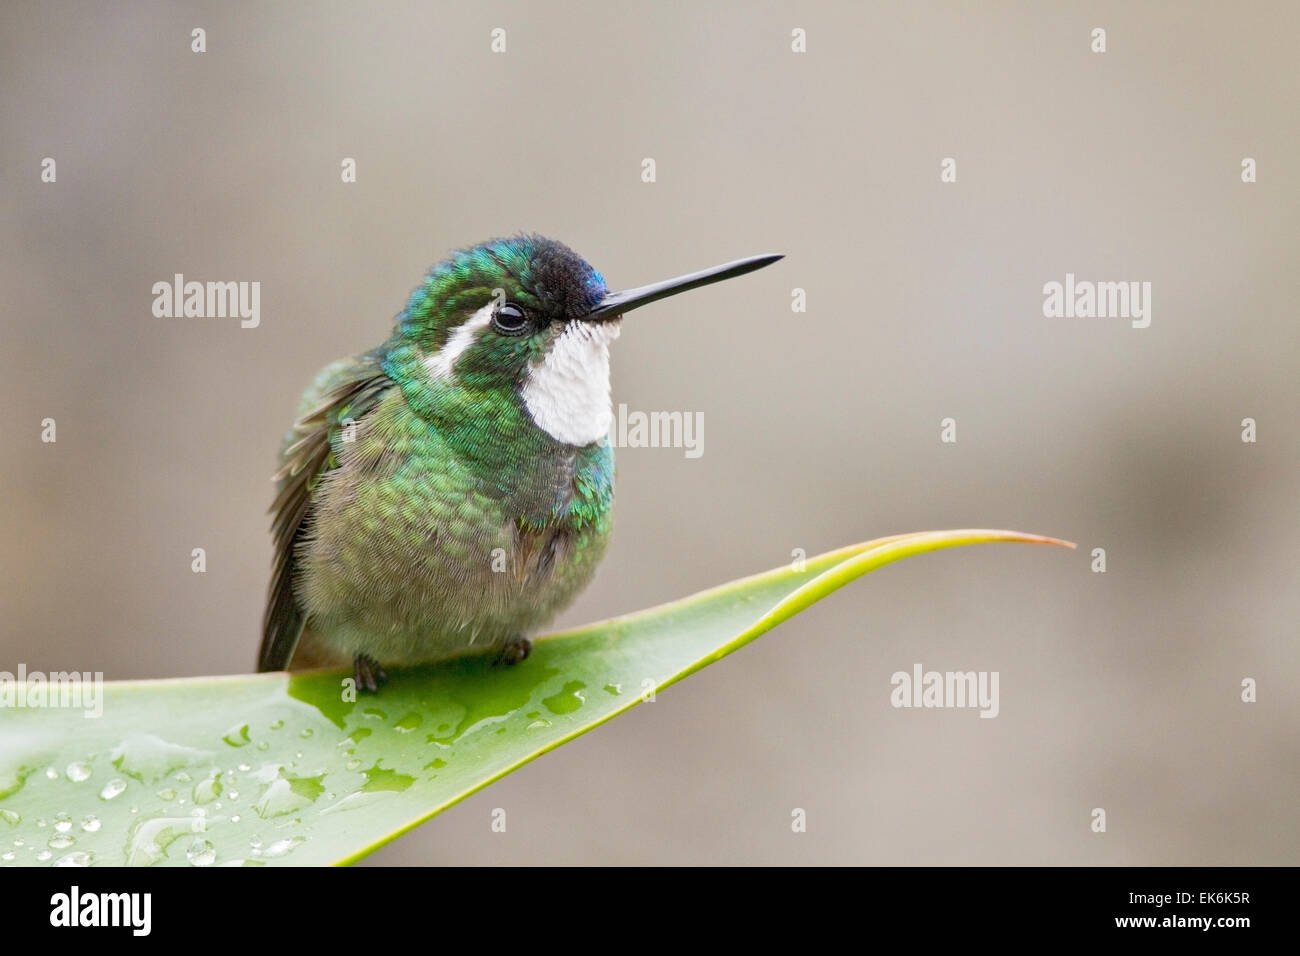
[585,253,783,321]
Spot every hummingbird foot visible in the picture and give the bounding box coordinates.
[493,635,533,667]
[353,653,388,693]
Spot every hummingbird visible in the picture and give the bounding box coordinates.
[259,235,781,691]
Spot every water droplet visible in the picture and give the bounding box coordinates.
[299,728,314,739]
[222,723,251,747]
[54,813,72,833]
[111,734,211,783]
[13,838,25,847]
[236,763,251,773]
[193,770,222,805]
[186,839,216,866]
[253,772,325,818]
[65,762,92,782]
[0,749,42,802]
[603,683,622,696]
[36,849,51,861]
[157,788,177,801]
[80,815,101,832]
[360,763,414,793]
[125,816,197,866]
[260,836,305,858]
[0,808,20,826]
[0,852,12,861]
[174,770,193,783]
[526,719,551,730]
[99,778,127,800]
[227,790,240,801]
[394,712,423,734]
[270,719,284,731]
[321,764,413,815]
[345,759,361,772]
[44,768,58,780]
[255,741,269,751]
[230,814,241,823]
[542,680,588,715]
[54,850,92,867]
[48,834,75,850]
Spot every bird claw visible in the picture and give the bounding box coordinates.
[353,653,388,693]
[494,636,532,666]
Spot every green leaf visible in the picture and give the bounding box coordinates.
[0,529,1071,867]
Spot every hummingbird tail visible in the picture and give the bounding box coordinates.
[259,578,305,672]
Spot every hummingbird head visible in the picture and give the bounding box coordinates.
[387,235,781,447]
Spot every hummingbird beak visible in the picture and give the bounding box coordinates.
[584,253,784,321]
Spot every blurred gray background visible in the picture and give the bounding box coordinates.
[2,1,1296,864]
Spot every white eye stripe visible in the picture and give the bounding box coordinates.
[424,303,495,380]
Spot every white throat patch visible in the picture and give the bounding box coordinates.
[523,319,620,446]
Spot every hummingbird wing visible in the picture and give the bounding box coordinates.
[259,352,393,672]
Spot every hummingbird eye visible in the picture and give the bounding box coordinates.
[491,302,530,335]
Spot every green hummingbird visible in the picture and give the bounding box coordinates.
[259,235,781,691]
